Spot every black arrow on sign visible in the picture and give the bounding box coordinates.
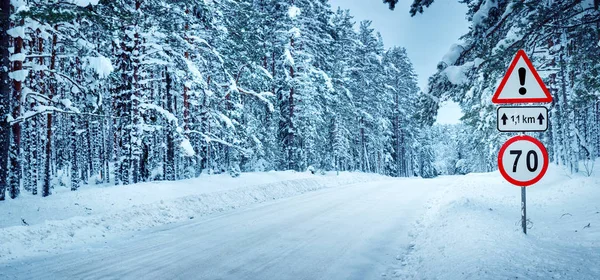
[538,113,545,125]
[501,113,508,125]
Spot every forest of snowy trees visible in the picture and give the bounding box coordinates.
[1,0,599,200]
[0,0,437,200]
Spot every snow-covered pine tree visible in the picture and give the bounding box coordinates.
[327,8,356,172]
[383,47,420,177]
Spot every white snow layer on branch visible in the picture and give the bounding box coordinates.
[218,113,235,129]
[70,0,99,7]
[7,26,25,38]
[288,5,301,19]
[283,49,295,66]
[86,56,114,78]
[493,25,523,54]
[8,69,29,82]
[312,69,334,92]
[259,66,273,80]
[10,0,26,8]
[441,44,464,66]
[9,1,28,13]
[9,53,26,62]
[442,59,483,85]
[61,99,81,113]
[385,84,397,92]
[289,27,301,38]
[17,106,63,123]
[238,87,274,112]
[443,65,469,85]
[141,58,169,66]
[140,103,178,123]
[185,58,206,87]
[188,130,249,154]
[77,38,95,49]
[472,0,498,27]
[180,139,196,157]
[23,87,48,104]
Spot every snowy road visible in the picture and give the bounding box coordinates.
[2,179,438,280]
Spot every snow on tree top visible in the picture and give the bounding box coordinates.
[10,0,28,13]
[10,0,26,7]
[441,44,463,66]
[442,58,483,86]
[86,56,114,78]
[472,0,498,28]
[283,49,295,66]
[289,27,301,38]
[180,139,196,157]
[7,26,25,38]
[288,6,301,19]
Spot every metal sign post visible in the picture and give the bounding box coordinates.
[521,186,526,234]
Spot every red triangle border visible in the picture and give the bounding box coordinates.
[492,49,553,104]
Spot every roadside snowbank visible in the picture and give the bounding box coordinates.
[396,165,600,279]
[0,171,388,262]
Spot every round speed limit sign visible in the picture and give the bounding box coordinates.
[498,135,549,187]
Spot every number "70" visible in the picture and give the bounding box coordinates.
[509,150,538,172]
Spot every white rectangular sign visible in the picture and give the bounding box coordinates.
[497,106,548,132]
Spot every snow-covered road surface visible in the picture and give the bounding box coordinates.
[2,179,437,280]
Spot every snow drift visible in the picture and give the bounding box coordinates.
[0,172,388,262]
[395,164,600,279]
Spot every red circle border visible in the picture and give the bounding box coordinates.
[497,135,549,187]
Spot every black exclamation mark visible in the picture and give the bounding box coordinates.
[518,67,527,95]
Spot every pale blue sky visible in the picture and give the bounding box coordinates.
[327,0,469,124]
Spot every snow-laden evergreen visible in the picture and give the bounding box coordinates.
[0,0,426,199]
[411,0,600,173]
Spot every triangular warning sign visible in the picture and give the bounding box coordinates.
[492,50,552,104]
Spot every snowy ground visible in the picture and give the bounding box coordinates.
[0,171,389,262]
[2,173,431,280]
[396,165,600,279]
[1,167,599,279]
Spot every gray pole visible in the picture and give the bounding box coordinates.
[521,187,527,234]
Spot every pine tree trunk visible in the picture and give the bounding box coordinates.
[131,38,140,184]
[0,0,11,201]
[70,117,80,191]
[99,119,105,184]
[43,28,57,196]
[9,18,24,199]
[199,75,210,174]
[559,47,573,173]
[360,117,365,172]
[394,86,400,177]
[85,119,93,183]
[288,46,295,171]
[32,29,43,196]
[118,35,131,185]
[28,118,37,194]
[165,67,175,180]
[596,102,600,157]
